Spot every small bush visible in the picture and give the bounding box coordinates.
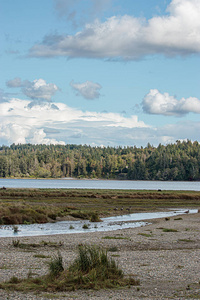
[90,213,102,222]
[82,223,89,229]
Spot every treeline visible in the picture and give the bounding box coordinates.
[0,140,200,181]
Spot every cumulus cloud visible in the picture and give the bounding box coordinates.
[70,80,102,99]
[0,97,150,146]
[143,89,200,116]
[6,78,59,102]
[29,0,200,60]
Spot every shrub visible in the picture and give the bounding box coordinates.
[82,223,89,229]
[90,213,102,222]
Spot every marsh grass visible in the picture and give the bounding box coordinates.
[102,236,129,240]
[33,254,51,258]
[48,252,64,277]
[162,228,178,232]
[0,188,200,225]
[0,244,139,292]
[12,240,63,249]
[178,239,195,243]
[138,233,153,237]
[108,246,119,252]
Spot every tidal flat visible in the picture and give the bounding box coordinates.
[0,189,200,299]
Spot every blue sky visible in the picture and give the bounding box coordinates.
[0,0,200,147]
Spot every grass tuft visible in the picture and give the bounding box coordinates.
[48,252,64,277]
[0,244,139,292]
[162,228,178,232]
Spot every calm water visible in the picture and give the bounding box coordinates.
[0,178,200,190]
[0,209,197,237]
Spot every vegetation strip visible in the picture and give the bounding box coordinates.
[0,188,200,225]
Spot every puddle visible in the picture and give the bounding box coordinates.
[0,209,197,238]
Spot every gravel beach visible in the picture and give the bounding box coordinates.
[0,211,200,299]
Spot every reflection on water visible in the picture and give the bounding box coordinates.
[0,209,197,238]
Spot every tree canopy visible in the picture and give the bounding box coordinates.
[0,140,199,181]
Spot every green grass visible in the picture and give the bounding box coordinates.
[178,239,195,243]
[162,228,178,232]
[138,233,153,237]
[33,254,51,258]
[102,236,129,240]
[107,246,119,252]
[0,244,139,292]
[12,240,63,249]
[0,188,200,225]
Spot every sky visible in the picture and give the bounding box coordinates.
[0,0,200,147]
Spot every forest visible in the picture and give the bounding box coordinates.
[0,140,199,181]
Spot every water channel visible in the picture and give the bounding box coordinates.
[0,209,197,238]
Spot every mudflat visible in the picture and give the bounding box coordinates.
[0,211,200,299]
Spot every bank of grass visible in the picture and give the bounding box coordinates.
[0,244,139,292]
[0,188,200,225]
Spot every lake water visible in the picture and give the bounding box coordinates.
[0,209,197,238]
[0,178,200,191]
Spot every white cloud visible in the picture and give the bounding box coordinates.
[6,78,59,102]
[1,97,200,147]
[143,89,200,116]
[70,80,102,99]
[30,0,200,60]
[0,98,149,146]
[30,129,65,145]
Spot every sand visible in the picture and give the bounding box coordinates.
[0,211,200,299]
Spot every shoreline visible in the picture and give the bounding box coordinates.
[0,211,200,299]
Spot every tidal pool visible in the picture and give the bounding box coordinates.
[0,209,197,238]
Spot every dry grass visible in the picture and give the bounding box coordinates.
[0,188,200,225]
